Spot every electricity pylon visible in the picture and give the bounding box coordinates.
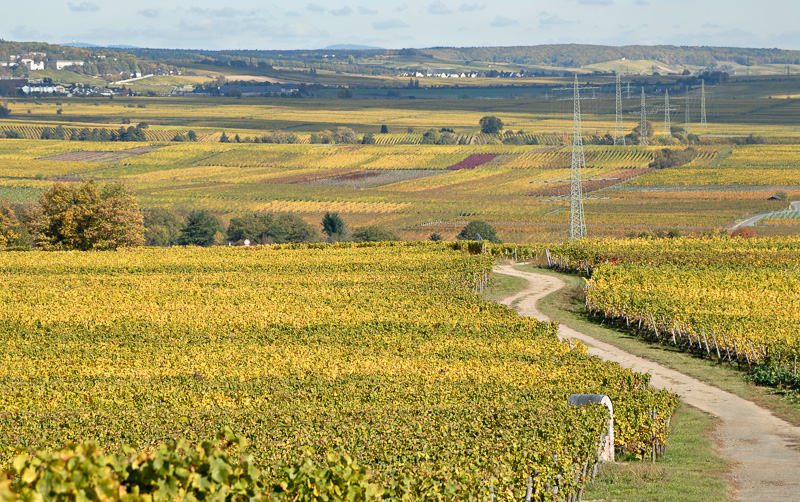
[640,87,648,146]
[700,79,708,128]
[685,87,691,133]
[614,73,625,145]
[664,90,671,137]
[570,75,587,240]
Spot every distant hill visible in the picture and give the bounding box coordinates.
[4,38,800,86]
[63,42,100,48]
[324,44,384,51]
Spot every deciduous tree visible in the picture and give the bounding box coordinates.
[178,210,223,246]
[479,116,503,134]
[457,221,501,243]
[38,181,144,250]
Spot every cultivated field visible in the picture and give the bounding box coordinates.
[0,138,797,242]
[0,243,677,499]
[542,236,800,366]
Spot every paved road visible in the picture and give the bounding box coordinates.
[495,264,800,502]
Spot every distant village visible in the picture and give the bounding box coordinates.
[0,49,179,97]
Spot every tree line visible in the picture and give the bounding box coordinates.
[1,181,503,250]
[0,182,411,250]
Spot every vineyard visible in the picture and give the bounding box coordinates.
[542,236,800,370]
[0,243,678,499]
[0,124,221,143]
[0,138,798,241]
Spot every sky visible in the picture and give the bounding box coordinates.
[2,1,800,51]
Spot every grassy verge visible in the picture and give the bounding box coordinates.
[525,266,800,428]
[485,270,732,501]
[482,271,528,303]
[584,402,730,502]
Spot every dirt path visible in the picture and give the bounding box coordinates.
[495,264,800,502]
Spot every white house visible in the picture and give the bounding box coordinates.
[54,60,86,70]
[20,59,45,71]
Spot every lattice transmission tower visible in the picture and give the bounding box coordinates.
[664,90,671,137]
[640,87,648,146]
[570,75,587,240]
[700,79,708,127]
[685,87,691,133]
[614,73,625,145]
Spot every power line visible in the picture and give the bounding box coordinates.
[570,75,587,241]
[614,73,625,145]
[700,79,708,128]
[685,87,691,133]
[664,89,671,137]
[640,87,648,146]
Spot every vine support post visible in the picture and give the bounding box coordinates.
[722,333,732,364]
[748,340,758,364]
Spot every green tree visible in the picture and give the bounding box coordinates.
[322,212,347,242]
[421,128,441,144]
[220,132,230,143]
[337,88,353,98]
[143,208,185,246]
[187,130,198,142]
[178,210,222,246]
[39,181,145,250]
[332,127,358,144]
[227,213,317,244]
[428,232,443,242]
[0,102,9,118]
[361,132,376,144]
[380,124,389,134]
[457,221,501,243]
[479,116,504,134]
[352,225,400,243]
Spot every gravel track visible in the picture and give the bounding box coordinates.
[495,264,800,502]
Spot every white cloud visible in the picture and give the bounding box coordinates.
[428,1,452,15]
[359,6,378,15]
[539,11,573,27]
[137,9,159,19]
[187,7,248,18]
[331,6,353,16]
[307,3,325,12]
[68,2,99,13]
[459,3,484,12]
